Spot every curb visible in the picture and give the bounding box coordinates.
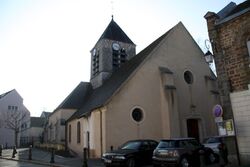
[0,156,69,167]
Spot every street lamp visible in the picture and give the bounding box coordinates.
[204,50,213,64]
[204,39,214,64]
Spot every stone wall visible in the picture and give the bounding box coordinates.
[205,11,250,119]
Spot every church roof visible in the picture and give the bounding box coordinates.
[97,18,135,45]
[68,22,178,121]
[53,82,92,112]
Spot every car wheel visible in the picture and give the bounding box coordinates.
[126,158,135,167]
[180,157,190,167]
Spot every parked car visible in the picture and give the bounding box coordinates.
[102,139,158,167]
[203,136,227,155]
[152,138,217,167]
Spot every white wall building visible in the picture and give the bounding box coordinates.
[0,89,30,148]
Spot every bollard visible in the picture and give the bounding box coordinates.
[110,146,113,151]
[199,149,206,167]
[82,147,88,167]
[12,146,17,158]
[0,145,2,156]
[28,145,32,160]
[50,148,55,163]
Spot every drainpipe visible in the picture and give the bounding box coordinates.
[98,109,103,156]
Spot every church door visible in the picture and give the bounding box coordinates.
[187,119,200,141]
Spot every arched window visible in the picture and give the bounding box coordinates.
[77,121,81,143]
[68,124,71,143]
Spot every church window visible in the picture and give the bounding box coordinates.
[113,47,127,70]
[77,121,81,143]
[120,48,127,63]
[184,70,193,84]
[92,49,99,76]
[132,108,144,122]
[112,48,120,69]
[69,124,71,143]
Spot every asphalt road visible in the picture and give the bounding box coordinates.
[0,159,47,167]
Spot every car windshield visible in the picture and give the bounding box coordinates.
[121,141,141,150]
[157,141,176,148]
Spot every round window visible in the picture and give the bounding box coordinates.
[132,108,143,122]
[184,71,193,84]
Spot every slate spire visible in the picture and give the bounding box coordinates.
[98,18,134,44]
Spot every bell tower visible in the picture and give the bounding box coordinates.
[90,18,136,89]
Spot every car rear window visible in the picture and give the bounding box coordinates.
[157,141,177,148]
[203,137,220,144]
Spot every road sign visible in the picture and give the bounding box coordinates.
[213,104,223,117]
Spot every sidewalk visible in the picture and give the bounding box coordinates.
[0,148,248,167]
[0,148,104,167]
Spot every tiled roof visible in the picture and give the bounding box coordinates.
[216,0,250,24]
[226,0,250,17]
[30,117,45,128]
[40,111,51,118]
[54,82,92,111]
[68,22,178,121]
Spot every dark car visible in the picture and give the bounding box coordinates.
[152,138,216,167]
[102,139,158,167]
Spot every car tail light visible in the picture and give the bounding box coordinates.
[170,150,179,157]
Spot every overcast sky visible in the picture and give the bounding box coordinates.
[0,0,245,116]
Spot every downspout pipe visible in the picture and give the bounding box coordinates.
[98,109,103,156]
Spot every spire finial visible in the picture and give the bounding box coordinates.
[111,0,114,20]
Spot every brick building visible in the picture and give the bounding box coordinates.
[205,0,250,164]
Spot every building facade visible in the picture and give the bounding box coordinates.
[66,19,219,158]
[205,0,250,164]
[46,82,90,145]
[20,117,45,146]
[0,89,30,148]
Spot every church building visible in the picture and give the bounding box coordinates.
[66,18,219,158]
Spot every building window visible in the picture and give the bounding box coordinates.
[184,70,194,84]
[69,124,71,143]
[247,41,250,56]
[60,119,66,125]
[77,121,81,143]
[131,108,144,123]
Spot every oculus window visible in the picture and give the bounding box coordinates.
[184,71,194,84]
[132,108,144,122]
